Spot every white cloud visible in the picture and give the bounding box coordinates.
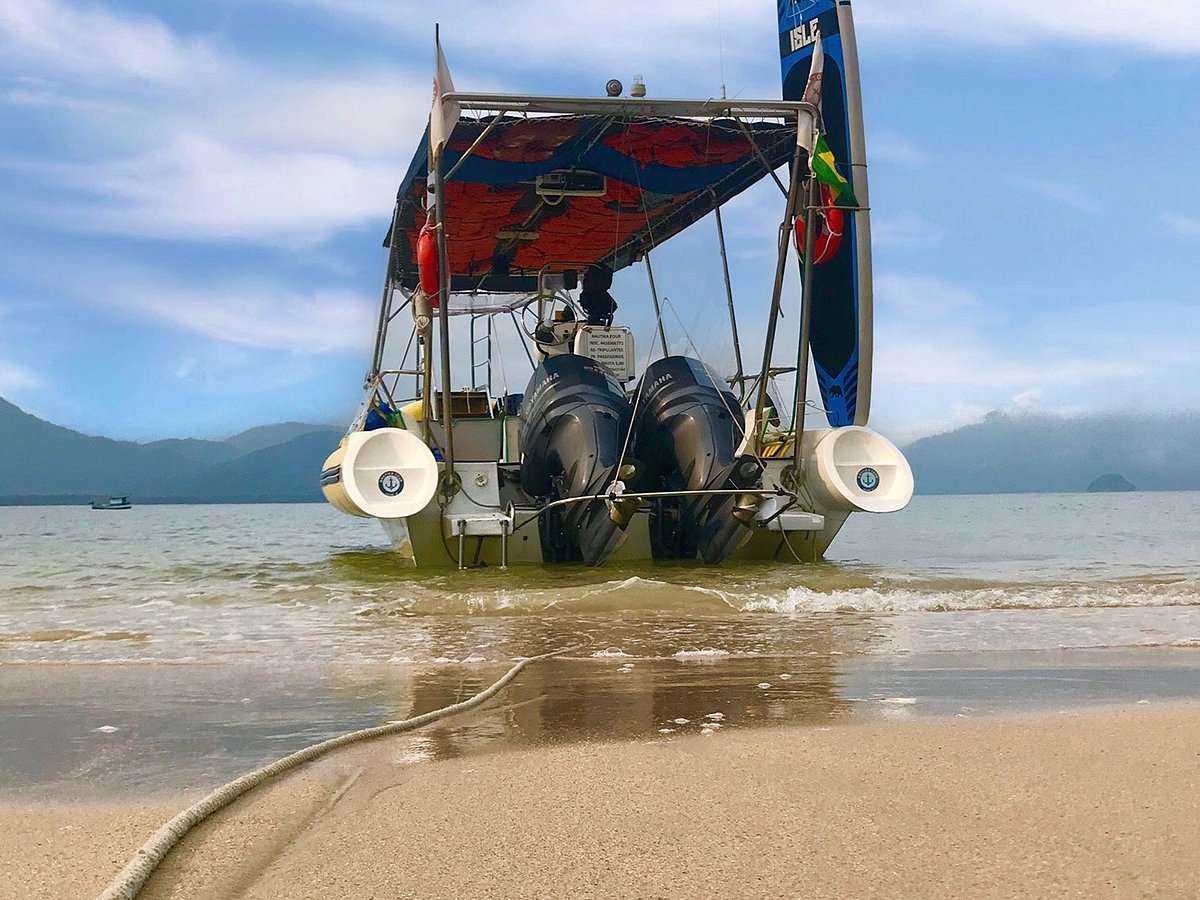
[97,276,376,354]
[0,358,39,394]
[876,335,1144,390]
[870,133,930,168]
[855,1,1200,56]
[883,401,992,446]
[66,134,399,244]
[1006,388,1044,412]
[875,273,976,316]
[276,0,1200,62]
[1163,212,1200,239]
[264,0,777,86]
[1,5,432,250]
[1008,176,1101,214]
[863,272,1188,440]
[0,0,227,85]
[882,389,1075,445]
[872,213,944,251]
[213,73,430,158]
[0,306,39,395]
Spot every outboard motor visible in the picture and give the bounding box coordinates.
[632,357,760,564]
[519,355,636,565]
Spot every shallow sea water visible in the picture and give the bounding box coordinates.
[1,494,1198,798]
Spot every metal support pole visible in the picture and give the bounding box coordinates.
[469,315,478,388]
[367,202,403,382]
[432,151,456,481]
[510,311,536,369]
[444,115,503,183]
[713,204,745,393]
[643,250,669,357]
[753,139,807,451]
[414,332,422,400]
[420,333,432,443]
[792,175,819,476]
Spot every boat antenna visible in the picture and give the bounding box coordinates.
[717,0,728,101]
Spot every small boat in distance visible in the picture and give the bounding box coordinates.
[90,496,132,510]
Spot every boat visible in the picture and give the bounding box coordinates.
[91,496,132,510]
[321,0,914,568]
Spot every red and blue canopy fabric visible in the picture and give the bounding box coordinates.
[387,115,796,293]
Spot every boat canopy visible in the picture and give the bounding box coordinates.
[387,100,800,294]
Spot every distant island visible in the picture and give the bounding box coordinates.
[1087,474,1136,493]
[3,397,1199,504]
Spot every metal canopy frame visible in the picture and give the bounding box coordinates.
[444,91,818,121]
[367,88,821,495]
[383,93,818,292]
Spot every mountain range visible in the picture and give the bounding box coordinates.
[0,397,343,504]
[904,410,1200,494]
[3,397,1199,504]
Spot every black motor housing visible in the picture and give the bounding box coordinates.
[632,356,760,564]
[519,354,634,565]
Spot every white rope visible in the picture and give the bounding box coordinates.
[95,643,584,900]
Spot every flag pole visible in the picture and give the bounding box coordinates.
[713,203,745,395]
[432,24,457,487]
[753,131,806,453]
[791,170,819,480]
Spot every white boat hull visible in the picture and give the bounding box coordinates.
[368,426,910,569]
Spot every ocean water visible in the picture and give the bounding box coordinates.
[1,493,1198,797]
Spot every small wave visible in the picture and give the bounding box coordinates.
[0,629,148,644]
[733,578,1200,614]
[349,571,1200,619]
[591,648,633,658]
[674,649,732,659]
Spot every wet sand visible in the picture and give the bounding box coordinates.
[5,649,1198,801]
[5,704,1198,899]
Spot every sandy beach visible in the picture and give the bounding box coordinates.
[5,703,1197,899]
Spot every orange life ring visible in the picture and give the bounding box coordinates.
[416,223,440,306]
[794,184,845,265]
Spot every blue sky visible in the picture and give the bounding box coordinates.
[1,0,1199,444]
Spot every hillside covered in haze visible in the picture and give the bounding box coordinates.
[5,398,1200,503]
[0,397,342,504]
[905,411,1200,494]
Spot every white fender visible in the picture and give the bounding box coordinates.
[805,425,913,514]
[321,428,438,519]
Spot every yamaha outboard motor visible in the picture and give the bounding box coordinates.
[632,357,761,564]
[519,354,636,565]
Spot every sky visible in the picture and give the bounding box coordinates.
[1,0,1199,444]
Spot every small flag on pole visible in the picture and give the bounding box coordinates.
[810,133,859,209]
[797,34,824,154]
[430,30,459,163]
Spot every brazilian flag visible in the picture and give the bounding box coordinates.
[811,134,859,209]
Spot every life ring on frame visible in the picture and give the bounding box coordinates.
[794,184,845,265]
[416,222,440,307]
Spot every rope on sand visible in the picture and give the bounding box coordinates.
[96,644,581,900]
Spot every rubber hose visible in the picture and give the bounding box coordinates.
[96,644,581,900]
